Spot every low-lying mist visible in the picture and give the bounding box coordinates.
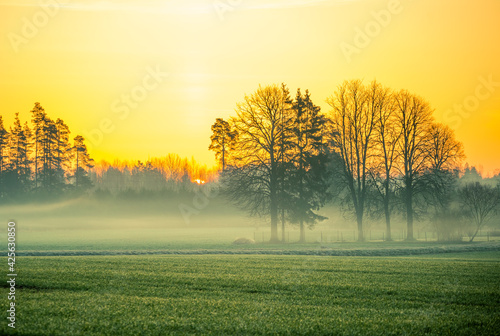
[1,191,474,254]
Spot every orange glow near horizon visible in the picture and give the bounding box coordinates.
[1,0,499,175]
[193,179,206,185]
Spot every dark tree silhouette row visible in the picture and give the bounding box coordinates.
[0,102,93,200]
[210,81,500,243]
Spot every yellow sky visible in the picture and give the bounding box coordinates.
[1,0,499,175]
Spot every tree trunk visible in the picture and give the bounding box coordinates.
[281,208,285,243]
[299,219,305,243]
[270,199,279,242]
[222,136,225,172]
[469,224,481,242]
[269,145,279,242]
[269,161,279,243]
[384,192,392,241]
[356,211,364,242]
[406,184,414,240]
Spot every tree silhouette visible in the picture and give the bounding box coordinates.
[419,122,465,240]
[394,90,434,240]
[7,113,31,195]
[72,135,94,190]
[223,84,289,242]
[208,118,237,172]
[54,118,72,190]
[459,182,500,242]
[288,89,329,242]
[277,84,294,242]
[30,102,46,191]
[426,123,465,171]
[368,81,399,241]
[0,102,94,199]
[328,80,378,242]
[39,115,58,192]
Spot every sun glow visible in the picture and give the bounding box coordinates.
[0,0,499,174]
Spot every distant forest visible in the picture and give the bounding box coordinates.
[0,102,216,202]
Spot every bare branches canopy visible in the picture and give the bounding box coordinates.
[213,80,471,242]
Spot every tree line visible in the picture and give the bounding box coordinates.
[0,102,93,200]
[209,80,500,242]
[91,155,217,198]
[0,103,219,202]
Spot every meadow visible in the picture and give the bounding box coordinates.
[2,252,500,335]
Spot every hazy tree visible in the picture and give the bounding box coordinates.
[209,118,237,172]
[417,123,465,240]
[421,168,461,240]
[459,182,500,242]
[394,90,434,240]
[54,118,72,188]
[72,135,94,190]
[461,165,483,185]
[223,84,289,242]
[288,89,329,242]
[327,80,378,242]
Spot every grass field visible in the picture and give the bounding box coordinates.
[2,252,500,335]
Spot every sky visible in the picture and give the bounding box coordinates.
[1,0,499,175]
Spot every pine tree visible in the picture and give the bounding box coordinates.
[39,116,58,192]
[288,89,329,242]
[208,118,237,172]
[72,135,94,191]
[21,122,32,191]
[31,102,46,191]
[6,113,30,195]
[277,83,294,242]
[0,116,9,198]
[54,118,71,190]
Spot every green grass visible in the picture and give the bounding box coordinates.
[2,252,500,335]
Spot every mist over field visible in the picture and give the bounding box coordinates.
[1,187,498,255]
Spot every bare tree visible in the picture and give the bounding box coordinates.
[421,122,465,238]
[459,182,500,242]
[223,84,289,242]
[393,90,434,240]
[426,123,465,171]
[327,80,378,242]
[368,82,400,241]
